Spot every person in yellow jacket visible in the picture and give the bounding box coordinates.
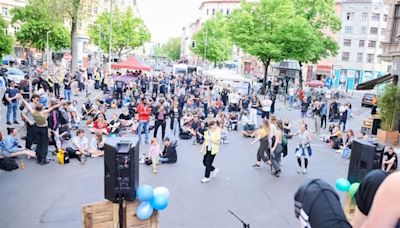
[200,120,221,183]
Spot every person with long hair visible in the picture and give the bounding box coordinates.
[251,119,271,168]
[291,123,312,174]
[270,120,283,176]
[19,95,65,165]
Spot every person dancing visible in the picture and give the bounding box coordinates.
[291,123,312,174]
[200,120,221,183]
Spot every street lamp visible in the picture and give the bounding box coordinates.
[108,0,113,74]
[46,31,51,68]
[98,25,102,64]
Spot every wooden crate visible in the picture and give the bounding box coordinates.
[82,200,159,228]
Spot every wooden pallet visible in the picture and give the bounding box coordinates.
[82,200,159,228]
[343,194,356,222]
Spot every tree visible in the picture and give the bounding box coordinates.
[292,0,341,88]
[0,17,13,59]
[228,0,294,94]
[192,13,232,66]
[88,7,150,61]
[159,37,181,61]
[11,0,70,52]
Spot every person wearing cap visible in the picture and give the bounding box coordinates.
[160,137,177,164]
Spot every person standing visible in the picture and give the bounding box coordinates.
[63,75,72,101]
[170,102,181,141]
[5,81,20,125]
[270,92,276,114]
[153,99,168,140]
[137,98,152,144]
[269,120,284,176]
[288,86,295,110]
[320,101,328,129]
[291,123,312,174]
[339,104,348,131]
[19,95,65,165]
[200,120,221,183]
[300,98,309,122]
[21,94,40,150]
[251,119,277,172]
[261,95,272,120]
[249,95,260,128]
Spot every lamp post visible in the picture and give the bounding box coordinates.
[46,30,51,69]
[98,26,102,64]
[108,0,113,74]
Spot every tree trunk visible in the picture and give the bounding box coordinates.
[261,59,271,95]
[70,8,79,72]
[299,61,303,89]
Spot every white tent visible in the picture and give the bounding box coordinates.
[205,69,251,83]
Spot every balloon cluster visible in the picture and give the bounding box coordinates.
[335,178,360,201]
[135,185,170,221]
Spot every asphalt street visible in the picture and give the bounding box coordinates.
[0,88,372,228]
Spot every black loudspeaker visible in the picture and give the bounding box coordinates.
[104,137,139,203]
[347,139,384,183]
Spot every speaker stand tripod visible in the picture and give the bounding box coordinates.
[228,210,250,228]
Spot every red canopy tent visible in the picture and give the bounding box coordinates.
[111,57,151,71]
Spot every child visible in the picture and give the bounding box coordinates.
[148,138,162,174]
[228,112,238,131]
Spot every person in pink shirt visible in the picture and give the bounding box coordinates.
[147,138,162,174]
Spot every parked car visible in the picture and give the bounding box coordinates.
[361,93,376,107]
[4,68,25,84]
[305,80,324,88]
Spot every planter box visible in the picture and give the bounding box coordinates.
[377,129,399,146]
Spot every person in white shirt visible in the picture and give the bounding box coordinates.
[241,111,256,137]
[89,132,105,157]
[228,90,240,112]
[261,95,272,119]
[288,87,295,109]
[66,129,90,164]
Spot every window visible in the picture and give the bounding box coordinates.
[362,13,368,21]
[372,13,380,21]
[212,8,215,15]
[360,26,367,34]
[342,52,350,61]
[368,40,376,48]
[343,39,352,47]
[226,9,230,15]
[367,54,374,63]
[2,7,8,17]
[346,12,354,20]
[93,7,98,14]
[206,9,209,15]
[356,53,363,62]
[381,28,386,36]
[359,40,365,47]
[384,14,388,22]
[392,4,400,42]
[370,27,378,34]
[344,26,352,34]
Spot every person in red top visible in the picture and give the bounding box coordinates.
[298,88,304,102]
[90,113,109,135]
[137,98,152,143]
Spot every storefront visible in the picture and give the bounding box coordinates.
[332,68,387,90]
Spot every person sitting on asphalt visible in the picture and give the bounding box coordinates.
[189,115,201,144]
[66,129,90,164]
[119,108,133,129]
[241,111,256,137]
[328,125,343,150]
[89,132,105,157]
[0,128,36,159]
[382,146,398,173]
[89,113,108,135]
[160,137,177,164]
[81,99,96,120]
[108,113,121,135]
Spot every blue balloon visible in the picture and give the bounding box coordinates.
[153,186,170,199]
[136,201,154,221]
[150,195,168,211]
[110,134,117,138]
[335,178,351,192]
[136,185,154,201]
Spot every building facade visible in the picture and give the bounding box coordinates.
[332,0,389,90]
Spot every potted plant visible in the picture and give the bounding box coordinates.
[377,84,400,145]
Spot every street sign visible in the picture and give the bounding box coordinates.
[326,77,333,89]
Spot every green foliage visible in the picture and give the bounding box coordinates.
[88,7,150,60]
[294,0,341,31]
[11,0,70,51]
[379,85,400,131]
[0,18,14,59]
[159,37,181,61]
[192,13,232,64]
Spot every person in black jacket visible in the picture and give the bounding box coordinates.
[160,137,177,164]
[153,99,168,140]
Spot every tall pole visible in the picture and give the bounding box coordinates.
[46,31,51,69]
[98,26,102,64]
[204,25,208,69]
[108,0,113,74]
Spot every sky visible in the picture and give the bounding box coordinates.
[136,0,202,44]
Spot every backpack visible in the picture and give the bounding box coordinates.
[0,157,19,171]
[56,149,70,165]
[2,93,9,106]
[294,179,351,228]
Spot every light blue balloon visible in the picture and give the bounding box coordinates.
[150,195,169,211]
[136,185,154,201]
[136,201,154,220]
[335,178,351,192]
[110,134,117,138]
[153,186,170,199]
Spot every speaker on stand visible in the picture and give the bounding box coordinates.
[104,137,139,228]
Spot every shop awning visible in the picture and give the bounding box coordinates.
[315,65,332,75]
[356,73,394,90]
[111,57,151,71]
